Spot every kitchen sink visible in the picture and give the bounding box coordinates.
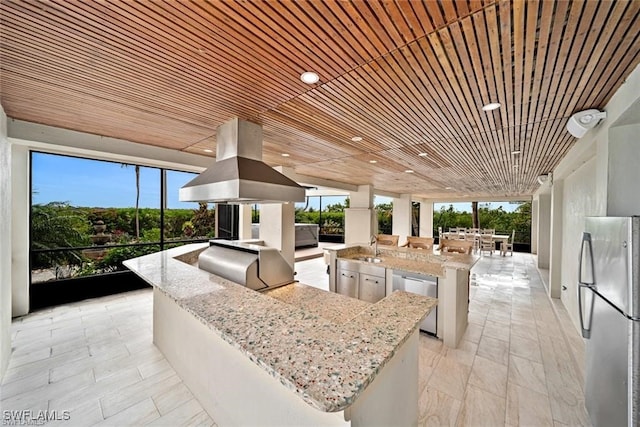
[357,256,382,263]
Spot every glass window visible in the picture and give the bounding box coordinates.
[165,170,215,242]
[29,153,212,286]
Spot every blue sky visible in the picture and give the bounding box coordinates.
[32,153,202,209]
[32,152,522,212]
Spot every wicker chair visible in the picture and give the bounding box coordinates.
[376,234,399,246]
[402,236,434,250]
[438,238,474,254]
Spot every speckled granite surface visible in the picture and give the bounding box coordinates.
[327,244,479,276]
[124,243,437,413]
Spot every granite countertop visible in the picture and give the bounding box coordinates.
[329,244,479,277]
[124,243,436,413]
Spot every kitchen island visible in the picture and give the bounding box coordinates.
[325,244,479,348]
[124,243,436,426]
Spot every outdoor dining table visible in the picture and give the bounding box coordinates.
[441,232,511,255]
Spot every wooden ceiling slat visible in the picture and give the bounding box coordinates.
[393,0,429,40]
[574,1,639,107]
[404,1,436,35]
[1,0,639,200]
[357,0,407,47]
[265,1,360,70]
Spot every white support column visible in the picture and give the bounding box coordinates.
[392,194,412,246]
[344,185,374,244]
[537,193,551,269]
[238,204,253,240]
[0,105,11,380]
[259,202,296,269]
[549,180,564,298]
[11,144,29,317]
[419,202,433,237]
[531,197,539,254]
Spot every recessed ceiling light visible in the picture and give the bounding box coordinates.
[281,153,290,157]
[369,160,377,164]
[482,102,501,111]
[203,149,213,153]
[511,150,521,155]
[351,136,363,142]
[405,169,414,173]
[418,152,428,157]
[445,187,453,190]
[300,71,319,84]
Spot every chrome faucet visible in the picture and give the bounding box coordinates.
[370,235,378,256]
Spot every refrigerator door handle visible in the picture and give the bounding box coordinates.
[578,283,594,338]
[578,232,595,339]
[578,232,595,286]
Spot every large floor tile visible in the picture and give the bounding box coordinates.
[456,385,506,427]
[1,254,590,426]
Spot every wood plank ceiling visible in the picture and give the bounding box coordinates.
[1,0,639,200]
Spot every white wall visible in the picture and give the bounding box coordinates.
[0,105,11,380]
[560,158,598,332]
[539,63,640,332]
[607,122,640,215]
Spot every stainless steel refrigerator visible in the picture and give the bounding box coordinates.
[578,217,640,427]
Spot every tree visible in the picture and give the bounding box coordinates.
[472,201,479,228]
[121,164,141,240]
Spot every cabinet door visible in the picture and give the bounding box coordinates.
[337,269,358,298]
[359,273,386,303]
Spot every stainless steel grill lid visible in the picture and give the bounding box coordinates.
[198,240,295,291]
[179,118,305,204]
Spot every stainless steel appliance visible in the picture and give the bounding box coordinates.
[578,217,640,427]
[393,271,437,336]
[179,118,305,204]
[198,240,295,291]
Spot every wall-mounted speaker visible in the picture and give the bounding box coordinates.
[566,109,607,138]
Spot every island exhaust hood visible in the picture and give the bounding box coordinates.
[179,118,306,204]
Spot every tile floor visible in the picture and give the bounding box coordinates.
[0,252,589,426]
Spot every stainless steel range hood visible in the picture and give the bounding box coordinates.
[179,118,306,204]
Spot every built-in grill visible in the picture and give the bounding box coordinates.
[198,240,295,291]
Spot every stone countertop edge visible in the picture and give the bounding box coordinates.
[123,243,437,413]
[327,244,480,276]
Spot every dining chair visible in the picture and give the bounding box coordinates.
[479,229,494,255]
[500,229,515,256]
[464,232,479,253]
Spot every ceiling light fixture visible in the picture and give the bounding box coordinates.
[203,149,213,153]
[281,153,290,157]
[482,102,501,111]
[418,152,428,157]
[405,169,414,173]
[566,109,607,138]
[511,150,521,155]
[369,160,377,164]
[300,71,319,84]
[351,136,363,142]
[445,186,453,190]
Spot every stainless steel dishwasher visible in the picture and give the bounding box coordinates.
[392,271,438,336]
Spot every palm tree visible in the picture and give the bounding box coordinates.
[121,164,140,240]
[472,201,479,228]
